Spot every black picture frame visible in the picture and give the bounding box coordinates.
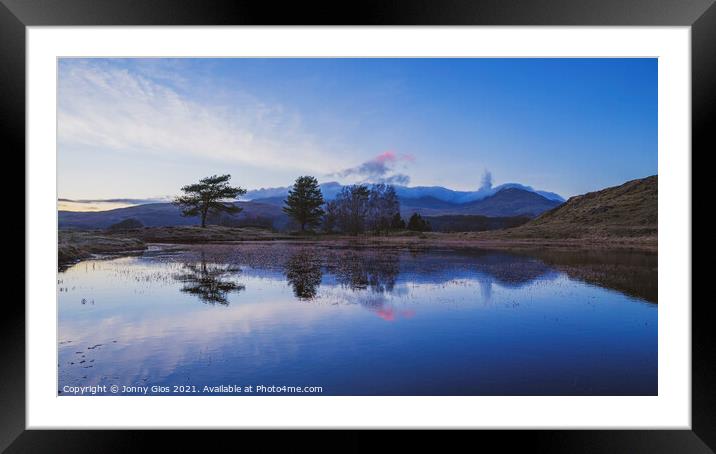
[5,0,709,451]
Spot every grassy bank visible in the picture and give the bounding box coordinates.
[59,225,656,267]
[462,230,657,252]
[121,225,295,243]
[58,231,147,265]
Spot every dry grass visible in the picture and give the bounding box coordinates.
[58,231,146,264]
[471,175,657,249]
[124,225,293,243]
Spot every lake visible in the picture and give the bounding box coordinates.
[58,243,657,396]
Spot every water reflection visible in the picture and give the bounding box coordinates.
[58,244,657,395]
[166,245,656,304]
[173,254,245,305]
[522,248,658,303]
[284,250,323,300]
[330,250,400,294]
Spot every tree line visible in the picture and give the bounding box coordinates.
[173,174,431,234]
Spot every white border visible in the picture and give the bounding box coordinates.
[27,27,691,429]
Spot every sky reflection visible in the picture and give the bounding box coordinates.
[58,245,657,396]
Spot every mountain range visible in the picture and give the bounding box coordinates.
[244,181,565,204]
[58,184,563,231]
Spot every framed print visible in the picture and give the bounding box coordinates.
[6,0,711,451]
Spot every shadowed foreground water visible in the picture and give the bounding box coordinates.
[58,244,657,396]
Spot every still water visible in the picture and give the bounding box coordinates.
[58,243,657,396]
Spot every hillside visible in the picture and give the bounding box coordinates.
[397,188,561,218]
[398,196,466,217]
[59,201,290,230]
[396,188,561,218]
[245,181,565,205]
[459,188,562,217]
[60,187,561,230]
[481,176,657,242]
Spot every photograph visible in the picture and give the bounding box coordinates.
[4,0,708,446]
[56,57,658,397]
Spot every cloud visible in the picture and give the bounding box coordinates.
[332,151,414,185]
[57,196,173,212]
[480,170,493,191]
[57,60,344,173]
[381,174,411,185]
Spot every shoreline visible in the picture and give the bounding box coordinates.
[58,226,657,268]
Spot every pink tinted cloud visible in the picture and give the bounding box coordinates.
[374,151,396,163]
[375,151,415,164]
[334,150,415,185]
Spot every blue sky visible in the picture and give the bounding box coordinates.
[58,58,657,200]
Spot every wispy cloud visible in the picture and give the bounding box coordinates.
[58,60,344,173]
[480,170,493,191]
[332,151,414,185]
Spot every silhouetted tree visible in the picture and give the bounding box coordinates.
[407,213,431,232]
[283,176,325,232]
[367,184,400,233]
[334,185,371,234]
[173,174,246,228]
[390,213,406,230]
[322,200,339,233]
[328,184,402,235]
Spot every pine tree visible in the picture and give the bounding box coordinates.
[173,174,246,228]
[283,176,325,232]
[390,212,406,230]
[407,212,430,232]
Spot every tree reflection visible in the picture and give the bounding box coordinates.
[284,250,323,300]
[174,254,245,305]
[331,251,400,294]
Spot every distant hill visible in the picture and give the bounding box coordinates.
[60,180,565,226]
[245,181,565,204]
[59,186,562,230]
[248,193,464,216]
[458,188,562,217]
[399,188,561,218]
[59,201,291,230]
[250,187,562,219]
[398,196,465,217]
[484,176,657,241]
